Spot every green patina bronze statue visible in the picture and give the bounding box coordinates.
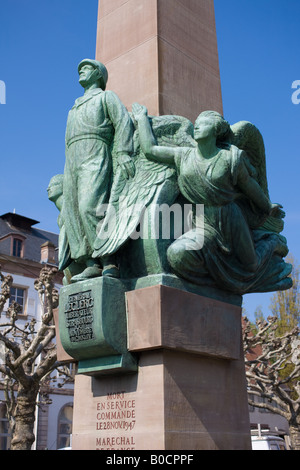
[55,59,135,282]
[131,104,292,294]
[49,60,292,295]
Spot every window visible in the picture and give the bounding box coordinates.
[257,395,269,413]
[0,405,11,450]
[11,236,25,258]
[9,287,26,315]
[12,238,23,257]
[57,404,73,449]
[0,234,26,258]
[248,393,255,412]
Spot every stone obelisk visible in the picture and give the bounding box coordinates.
[95,0,223,122]
[70,0,251,451]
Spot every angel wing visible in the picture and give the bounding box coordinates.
[230,121,284,233]
[230,121,269,197]
[93,113,194,257]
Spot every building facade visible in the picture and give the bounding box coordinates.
[0,212,74,450]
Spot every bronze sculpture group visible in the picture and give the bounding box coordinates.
[49,59,292,295]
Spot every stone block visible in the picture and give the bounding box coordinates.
[53,308,76,363]
[126,285,241,359]
[72,347,251,450]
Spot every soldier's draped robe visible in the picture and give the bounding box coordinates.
[62,88,133,268]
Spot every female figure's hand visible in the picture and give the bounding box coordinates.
[132,102,148,120]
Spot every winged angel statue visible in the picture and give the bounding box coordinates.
[92,103,292,294]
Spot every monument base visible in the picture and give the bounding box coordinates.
[77,352,137,376]
[71,285,251,450]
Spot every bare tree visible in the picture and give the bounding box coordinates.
[243,316,300,450]
[0,266,73,450]
[269,255,300,335]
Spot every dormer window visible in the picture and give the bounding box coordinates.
[11,236,25,258]
[0,233,26,258]
[13,238,23,257]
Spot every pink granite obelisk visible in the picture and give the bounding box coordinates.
[71,0,252,450]
[95,0,223,122]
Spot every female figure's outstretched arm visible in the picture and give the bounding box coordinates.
[132,103,181,165]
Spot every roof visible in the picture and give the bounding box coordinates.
[0,212,39,230]
[0,212,58,264]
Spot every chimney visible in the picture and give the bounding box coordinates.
[40,241,56,265]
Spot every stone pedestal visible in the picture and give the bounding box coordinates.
[71,285,251,450]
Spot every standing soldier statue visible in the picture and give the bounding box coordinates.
[61,59,134,282]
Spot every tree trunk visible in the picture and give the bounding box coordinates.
[10,383,39,450]
[289,425,300,450]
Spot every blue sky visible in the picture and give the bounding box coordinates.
[0,0,299,318]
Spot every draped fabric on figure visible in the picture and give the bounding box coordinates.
[168,146,291,293]
[63,88,133,268]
